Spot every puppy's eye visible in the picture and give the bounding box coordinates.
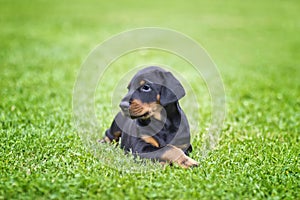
[140,84,151,92]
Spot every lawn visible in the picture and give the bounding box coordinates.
[1,0,299,199]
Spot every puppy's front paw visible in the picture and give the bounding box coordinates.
[176,155,199,169]
[97,136,111,144]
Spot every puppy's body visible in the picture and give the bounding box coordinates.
[101,66,198,168]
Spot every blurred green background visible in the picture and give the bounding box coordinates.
[1,0,299,199]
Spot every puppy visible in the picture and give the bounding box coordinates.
[100,66,198,168]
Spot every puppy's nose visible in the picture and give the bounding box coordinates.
[119,101,130,111]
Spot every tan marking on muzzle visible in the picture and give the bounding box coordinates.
[129,99,162,120]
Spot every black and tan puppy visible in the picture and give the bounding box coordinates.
[100,66,198,168]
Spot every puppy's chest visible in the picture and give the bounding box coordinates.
[119,118,178,150]
[138,124,177,145]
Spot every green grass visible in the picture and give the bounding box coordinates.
[1,0,299,199]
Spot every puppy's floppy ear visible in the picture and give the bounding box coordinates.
[159,72,185,106]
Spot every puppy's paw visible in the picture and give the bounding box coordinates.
[176,155,199,169]
[97,136,111,144]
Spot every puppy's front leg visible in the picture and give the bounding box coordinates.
[98,112,123,144]
[137,143,198,168]
[161,145,199,168]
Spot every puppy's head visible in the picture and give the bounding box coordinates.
[119,66,185,120]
